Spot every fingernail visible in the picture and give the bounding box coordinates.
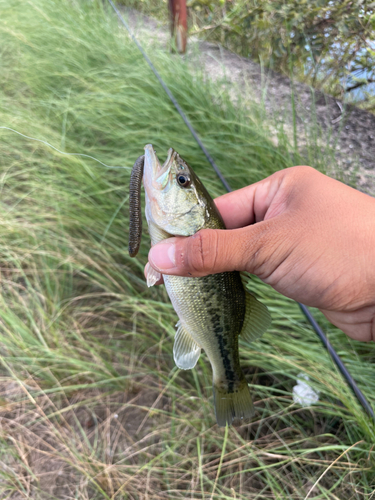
[149,240,176,271]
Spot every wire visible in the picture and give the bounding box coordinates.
[106,0,375,420]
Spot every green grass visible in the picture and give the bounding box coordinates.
[0,0,374,498]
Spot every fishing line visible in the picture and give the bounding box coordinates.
[0,126,130,170]
[107,1,375,420]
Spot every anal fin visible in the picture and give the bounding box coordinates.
[173,321,201,370]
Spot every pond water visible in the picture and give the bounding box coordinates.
[305,40,375,102]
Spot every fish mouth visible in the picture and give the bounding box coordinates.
[144,145,177,189]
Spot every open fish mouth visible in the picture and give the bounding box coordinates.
[144,144,176,189]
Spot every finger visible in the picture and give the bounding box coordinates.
[148,216,291,279]
[214,170,286,228]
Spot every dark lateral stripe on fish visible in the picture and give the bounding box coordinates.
[128,155,145,257]
[215,331,236,393]
[202,276,243,393]
[209,307,235,392]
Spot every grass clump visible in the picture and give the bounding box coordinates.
[0,0,374,498]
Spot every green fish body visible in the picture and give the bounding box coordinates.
[130,145,271,426]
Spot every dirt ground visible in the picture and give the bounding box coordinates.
[126,8,375,195]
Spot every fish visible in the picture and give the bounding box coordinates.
[128,144,271,426]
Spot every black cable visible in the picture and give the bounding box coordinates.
[298,304,374,419]
[107,0,232,193]
[106,0,374,420]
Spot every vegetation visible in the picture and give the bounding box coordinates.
[124,0,375,110]
[0,0,374,498]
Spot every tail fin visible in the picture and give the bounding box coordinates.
[213,381,254,427]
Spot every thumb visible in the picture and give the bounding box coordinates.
[148,219,286,278]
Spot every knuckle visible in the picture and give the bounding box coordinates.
[243,222,279,277]
[187,229,218,274]
[281,166,319,202]
[289,165,316,181]
[244,230,265,273]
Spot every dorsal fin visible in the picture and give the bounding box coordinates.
[241,292,271,343]
[240,273,271,343]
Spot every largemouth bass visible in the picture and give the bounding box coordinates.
[129,145,271,426]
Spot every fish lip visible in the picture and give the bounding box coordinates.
[144,144,161,176]
[144,145,177,187]
[161,148,176,172]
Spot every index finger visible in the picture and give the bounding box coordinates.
[214,170,284,229]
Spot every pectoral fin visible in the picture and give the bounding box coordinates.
[145,264,162,287]
[173,321,201,370]
[240,292,271,342]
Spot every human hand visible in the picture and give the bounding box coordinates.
[146,166,375,341]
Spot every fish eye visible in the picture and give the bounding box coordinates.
[176,172,190,187]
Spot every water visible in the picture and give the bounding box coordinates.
[305,40,375,102]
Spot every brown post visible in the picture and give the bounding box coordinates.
[168,0,187,54]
